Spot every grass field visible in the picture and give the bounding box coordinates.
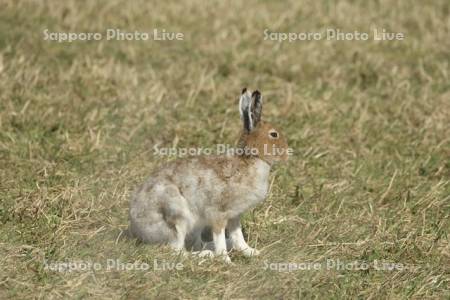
[1,0,449,298]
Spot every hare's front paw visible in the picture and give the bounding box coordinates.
[241,247,260,257]
[215,250,232,264]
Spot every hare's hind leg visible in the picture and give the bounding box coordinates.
[167,216,189,254]
[129,216,176,246]
[129,185,193,254]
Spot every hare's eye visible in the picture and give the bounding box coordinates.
[269,130,279,139]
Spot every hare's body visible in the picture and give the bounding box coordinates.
[130,155,270,252]
[129,89,289,263]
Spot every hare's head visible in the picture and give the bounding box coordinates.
[237,88,289,164]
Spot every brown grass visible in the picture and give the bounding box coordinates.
[0,0,449,298]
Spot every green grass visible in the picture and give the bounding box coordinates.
[0,0,449,298]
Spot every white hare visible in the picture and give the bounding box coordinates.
[129,89,289,263]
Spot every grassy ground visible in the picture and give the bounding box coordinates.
[1,0,449,298]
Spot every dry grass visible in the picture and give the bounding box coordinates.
[0,0,449,298]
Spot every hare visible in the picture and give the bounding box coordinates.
[129,88,289,263]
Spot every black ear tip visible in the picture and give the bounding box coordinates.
[252,90,261,98]
[241,88,247,94]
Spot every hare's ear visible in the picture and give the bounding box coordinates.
[239,88,252,133]
[239,88,263,133]
[251,90,262,126]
